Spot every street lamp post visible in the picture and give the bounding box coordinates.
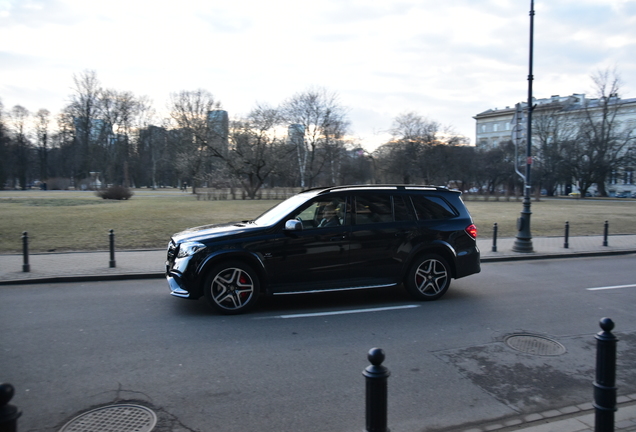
[513,0,536,253]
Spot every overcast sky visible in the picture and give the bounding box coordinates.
[1,0,635,150]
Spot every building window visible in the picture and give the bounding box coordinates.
[625,170,634,185]
[493,123,499,132]
[480,125,486,133]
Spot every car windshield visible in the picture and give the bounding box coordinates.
[252,192,318,226]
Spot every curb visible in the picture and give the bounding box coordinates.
[441,394,636,432]
[481,249,636,262]
[0,272,164,286]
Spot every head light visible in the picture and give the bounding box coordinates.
[177,241,206,258]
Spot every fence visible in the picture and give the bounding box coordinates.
[195,187,302,201]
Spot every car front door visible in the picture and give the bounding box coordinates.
[265,195,351,293]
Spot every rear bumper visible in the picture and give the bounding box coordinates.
[455,245,481,278]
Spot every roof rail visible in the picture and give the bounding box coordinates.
[309,184,449,194]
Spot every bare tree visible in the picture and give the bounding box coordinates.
[8,105,31,189]
[225,104,287,198]
[34,109,51,186]
[101,89,142,186]
[532,104,578,196]
[280,87,349,188]
[168,89,222,193]
[375,112,473,186]
[0,99,10,188]
[65,70,104,186]
[381,112,446,184]
[133,98,164,189]
[567,69,636,197]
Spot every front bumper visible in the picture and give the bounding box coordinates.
[166,272,192,298]
[165,244,201,299]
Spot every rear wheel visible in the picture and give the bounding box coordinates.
[405,254,451,301]
[204,261,260,314]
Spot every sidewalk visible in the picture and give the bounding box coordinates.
[1,235,635,432]
[2,234,635,285]
[454,397,636,432]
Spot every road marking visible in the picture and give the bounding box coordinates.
[269,304,420,319]
[586,284,636,291]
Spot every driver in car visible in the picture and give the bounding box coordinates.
[318,204,340,227]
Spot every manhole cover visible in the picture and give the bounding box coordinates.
[59,404,157,432]
[505,334,566,356]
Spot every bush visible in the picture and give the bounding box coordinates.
[96,185,134,200]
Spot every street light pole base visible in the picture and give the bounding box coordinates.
[512,237,534,253]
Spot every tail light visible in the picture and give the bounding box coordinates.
[465,224,478,239]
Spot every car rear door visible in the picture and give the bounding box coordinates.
[348,192,417,286]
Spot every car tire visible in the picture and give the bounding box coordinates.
[204,261,260,314]
[404,254,451,301]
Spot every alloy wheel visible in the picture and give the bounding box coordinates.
[414,258,448,296]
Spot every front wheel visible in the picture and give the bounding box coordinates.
[204,261,260,314]
[404,254,451,301]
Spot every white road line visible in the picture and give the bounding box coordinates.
[586,284,636,291]
[272,304,420,319]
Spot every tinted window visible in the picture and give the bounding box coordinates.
[354,195,393,224]
[292,196,348,229]
[393,195,415,221]
[410,195,456,220]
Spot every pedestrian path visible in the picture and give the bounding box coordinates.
[479,234,636,262]
[1,234,635,284]
[0,248,166,284]
[453,396,636,432]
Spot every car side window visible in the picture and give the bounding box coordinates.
[354,195,393,225]
[410,195,457,220]
[292,196,348,229]
[393,195,416,221]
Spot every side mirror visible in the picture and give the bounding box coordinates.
[284,220,303,231]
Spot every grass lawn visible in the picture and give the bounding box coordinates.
[1,188,634,253]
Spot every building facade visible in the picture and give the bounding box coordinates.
[474,93,636,196]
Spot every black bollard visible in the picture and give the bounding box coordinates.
[603,221,609,247]
[22,232,30,273]
[594,318,618,432]
[109,229,116,268]
[564,221,570,249]
[363,348,390,432]
[0,383,22,432]
[492,223,498,252]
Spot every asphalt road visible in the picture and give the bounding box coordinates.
[1,255,635,432]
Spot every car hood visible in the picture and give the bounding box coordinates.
[171,221,268,244]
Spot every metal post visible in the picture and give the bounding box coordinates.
[22,232,30,273]
[492,223,498,252]
[513,0,535,253]
[109,229,116,268]
[603,221,609,247]
[564,221,570,249]
[0,383,21,432]
[363,348,390,432]
[594,318,618,432]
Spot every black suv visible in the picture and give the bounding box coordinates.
[166,185,480,314]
